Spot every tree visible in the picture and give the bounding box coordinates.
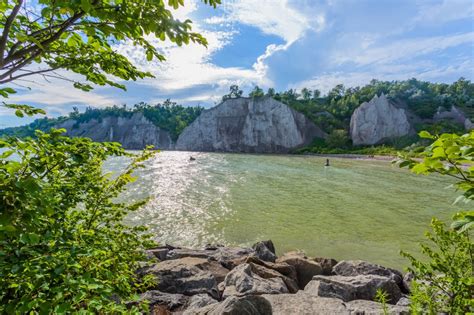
[222,84,243,101]
[301,87,311,101]
[0,0,220,114]
[0,0,220,312]
[266,87,275,97]
[249,85,264,98]
[312,89,321,99]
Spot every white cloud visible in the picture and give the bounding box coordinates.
[414,0,474,24]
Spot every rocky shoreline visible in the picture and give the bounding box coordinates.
[135,240,411,314]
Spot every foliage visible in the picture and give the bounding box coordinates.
[374,289,389,315]
[249,85,264,98]
[401,219,473,314]
[270,77,473,134]
[0,129,157,313]
[222,84,243,101]
[0,0,220,91]
[397,130,474,231]
[0,101,204,141]
[325,129,350,149]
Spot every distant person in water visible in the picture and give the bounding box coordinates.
[190,156,196,161]
[325,158,330,166]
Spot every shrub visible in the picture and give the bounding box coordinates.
[401,219,473,314]
[0,129,156,313]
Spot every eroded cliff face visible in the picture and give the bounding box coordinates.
[176,97,326,153]
[350,94,412,146]
[56,112,173,149]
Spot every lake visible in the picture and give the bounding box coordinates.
[106,151,463,269]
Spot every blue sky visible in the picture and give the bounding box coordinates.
[1,0,473,128]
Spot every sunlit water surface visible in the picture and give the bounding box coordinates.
[105,151,465,269]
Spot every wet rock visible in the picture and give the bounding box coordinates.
[186,295,272,315]
[333,260,404,291]
[277,251,323,289]
[346,299,409,314]
[143,257,228,299]
[252,240,277,262]
[222,263,289,298]
[305,275,402,304]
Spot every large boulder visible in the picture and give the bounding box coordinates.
[262,292,348,315]
[350,94,412,145]
[56,112,173,149]
[142,257,229,299]
[175,97,326,153]
[333,260,404,291]
[252,240,277,262]
[276,251,323,289]
[222,263,289,298]
[245,256,298,289]
[129,290,189,313]
[305,275,402,304]
[186,295,272,315]
[346,300,409,314]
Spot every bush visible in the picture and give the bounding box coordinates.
[0,129,156,313]
[401,219,473,314]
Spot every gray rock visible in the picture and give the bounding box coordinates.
[143,257,228,299]
[347,299,409,314]
[146,248,169,261]
[132,290,189,312]
[313,257,338,275]
[333,260,404,291]
[262,292,349,315]
[305,275,402,304]
[222,263,289,298]
[396,296,410,307]
[402,272,414,293]
[176,97,326,153]
[56,112,173,149]
[350,94,411,145]
[252,240,277,262]
[186,295,272,315]
[166,248,217,261]
[276,251,323,289]
[212,246,256,270]
[184,294,218,313]
[245,256,298,289]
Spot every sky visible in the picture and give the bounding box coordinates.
[1,0,474,128]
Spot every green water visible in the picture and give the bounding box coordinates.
[107,151,464,269]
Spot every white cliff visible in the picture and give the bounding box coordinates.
[350,94,412,146]
[176,97,326,153]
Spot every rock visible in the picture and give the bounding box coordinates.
[350,93,412,145]
[247,262,299,293]
[186,295,272,315]
[222,263,289,298]
[333,260,404,291]
[131,290,189,312]
[175,97,326,153]
[142,257,228,299]
[56,112,173,149]
[184,294,218,312]
[305,275,402,304]
[166,249,217,261]
[346,299,409,314]
[252,240,277,262]
[213,246,256,269]
[396,296,410,307]
[402,272,414,293]
[147,248,170,261]
[262,292,349,315]
[245,256,298,287]
[313,257,338,275]
[277,251,323,289]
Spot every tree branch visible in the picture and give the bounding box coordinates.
[0,0,24,64]
[0,67,58,84]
